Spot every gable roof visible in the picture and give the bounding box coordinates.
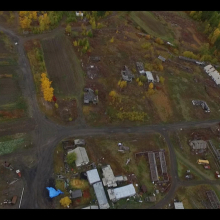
[68,147,89,167]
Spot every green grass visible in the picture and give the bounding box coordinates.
[129,11,174,42]
[0,133,30,155]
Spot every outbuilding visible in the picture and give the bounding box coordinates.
[68,147,89,167]
[86,169,101,185]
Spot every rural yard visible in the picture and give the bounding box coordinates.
[0,11,220,209]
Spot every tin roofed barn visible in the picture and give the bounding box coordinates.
[68,147,89,167]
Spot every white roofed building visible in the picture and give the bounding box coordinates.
[86,169,100,185]
[68,147,89,167]
[107,184,136,202]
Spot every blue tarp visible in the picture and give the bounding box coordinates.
[46,187,64,198]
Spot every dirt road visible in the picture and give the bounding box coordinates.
[0,20,220,209]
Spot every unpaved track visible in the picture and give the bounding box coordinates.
[0,19,220,209]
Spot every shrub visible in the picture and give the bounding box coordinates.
[66,151,77,166]
[68,117,73,121]
[55,103,58,108]
[139,75,147,82]
[183,51,198,60]
[155,38,164,45]
[95,89,98,95]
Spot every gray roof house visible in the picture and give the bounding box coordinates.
[189,140,207,150]
[84,88,98,104]
[68,147,89,167]
[70,189,82,199]
[121,65,134,82]
[93,181,110,209]
[86,169,101,185]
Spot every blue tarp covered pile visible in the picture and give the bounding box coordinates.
[46,187,64,198]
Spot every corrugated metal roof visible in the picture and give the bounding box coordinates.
[145,71,154,81]
[108,184,136,201]
[86,169,100,185]
[93,181,110,209]
[68,147,89,167]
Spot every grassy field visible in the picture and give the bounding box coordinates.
[0,133,31,155]
[53,132,171,208]
[0,32,27,122]
[129,11,175,42]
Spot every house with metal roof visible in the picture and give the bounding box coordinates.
[121,65,134,82]
[93,181,110,209]
[68,147,89,167]
[189,140,207,150]
[86,169,101,185]
[204,65,220,86]
[107,184,136,202]
[145,71,154,83]
[174,202,184,209]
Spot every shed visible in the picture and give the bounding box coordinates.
[174,202,184,209]
[158,55,166,62]
[76,11,83,17]
[107,184,136,201]
[145,196,156,202]
[70,189,82,199]
[74,139,85,146]
[68,147,89,167]
[93,181,110,209]
[86,169,101,185]
[189,140,207,150]
[145,71,154,83]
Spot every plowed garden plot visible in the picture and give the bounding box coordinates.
[41,34,84,99]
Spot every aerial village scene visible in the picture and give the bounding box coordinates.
[1,11,220,209]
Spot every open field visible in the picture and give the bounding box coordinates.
[0,31,27,122]
[168,128,220,180]
[52,132,171,209]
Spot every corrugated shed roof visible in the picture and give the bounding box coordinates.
[145,71,154,81]
[86,169,101,185]
[93,181,110,209]
[174,202,184,209]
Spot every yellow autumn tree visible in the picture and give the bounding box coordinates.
[159,76,165,84]
[19,16,31,29]
[149,82,154,89]
[40,73,54,102]
[210,28,220,44]
[66,24,71,34]
[32,11,38,20]
[109,90,117,98]
[39,13,50,31]
[110,37,114,43]
[60,196,71,208]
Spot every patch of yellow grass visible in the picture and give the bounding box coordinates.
[70,179,89,190]
[83,105,94,115]
[150,90,173,122]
